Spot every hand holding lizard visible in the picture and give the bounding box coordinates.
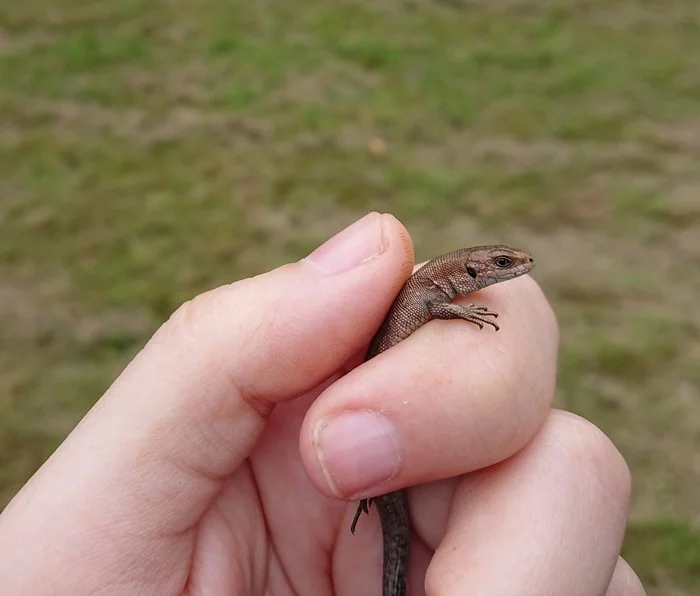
[0,213,643,596]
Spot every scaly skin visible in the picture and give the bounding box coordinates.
[350,245,535,596]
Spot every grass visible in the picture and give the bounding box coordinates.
[1,0,700,592]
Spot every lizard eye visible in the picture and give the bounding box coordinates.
[494,256,514,268]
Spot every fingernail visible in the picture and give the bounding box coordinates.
[314,412,401,497]
[305,212,386,275]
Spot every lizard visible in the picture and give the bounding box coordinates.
[349,245,535,596]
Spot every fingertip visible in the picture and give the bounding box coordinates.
[427,410,631,596]
[384,213,415,278]
[523,273,559,349]
[605,557,647,596]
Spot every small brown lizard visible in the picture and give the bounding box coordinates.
[350,245,535,596]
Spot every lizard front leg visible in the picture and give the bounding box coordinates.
[427,300,500,331]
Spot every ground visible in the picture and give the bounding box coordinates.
[1,0,699,593]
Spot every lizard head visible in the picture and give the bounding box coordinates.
[464,245,535,288]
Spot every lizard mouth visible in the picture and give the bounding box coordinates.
[500,261,535,280]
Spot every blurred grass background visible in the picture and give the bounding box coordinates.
[1,0,699,592]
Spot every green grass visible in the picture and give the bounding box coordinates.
[627,521,700,592]
[2,0,700,593]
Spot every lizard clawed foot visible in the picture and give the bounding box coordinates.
[466,304,492,312]
[469,315,500,331]
[350,498,375,534]
[463,304,500,331]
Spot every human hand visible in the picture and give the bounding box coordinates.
[0,213,643,595]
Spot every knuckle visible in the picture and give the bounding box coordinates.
[547,411,632,505]
[153,281,254,350]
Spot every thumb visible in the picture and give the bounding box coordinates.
[0,212,414,591]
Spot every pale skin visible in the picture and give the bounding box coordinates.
[0,213,645,595]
